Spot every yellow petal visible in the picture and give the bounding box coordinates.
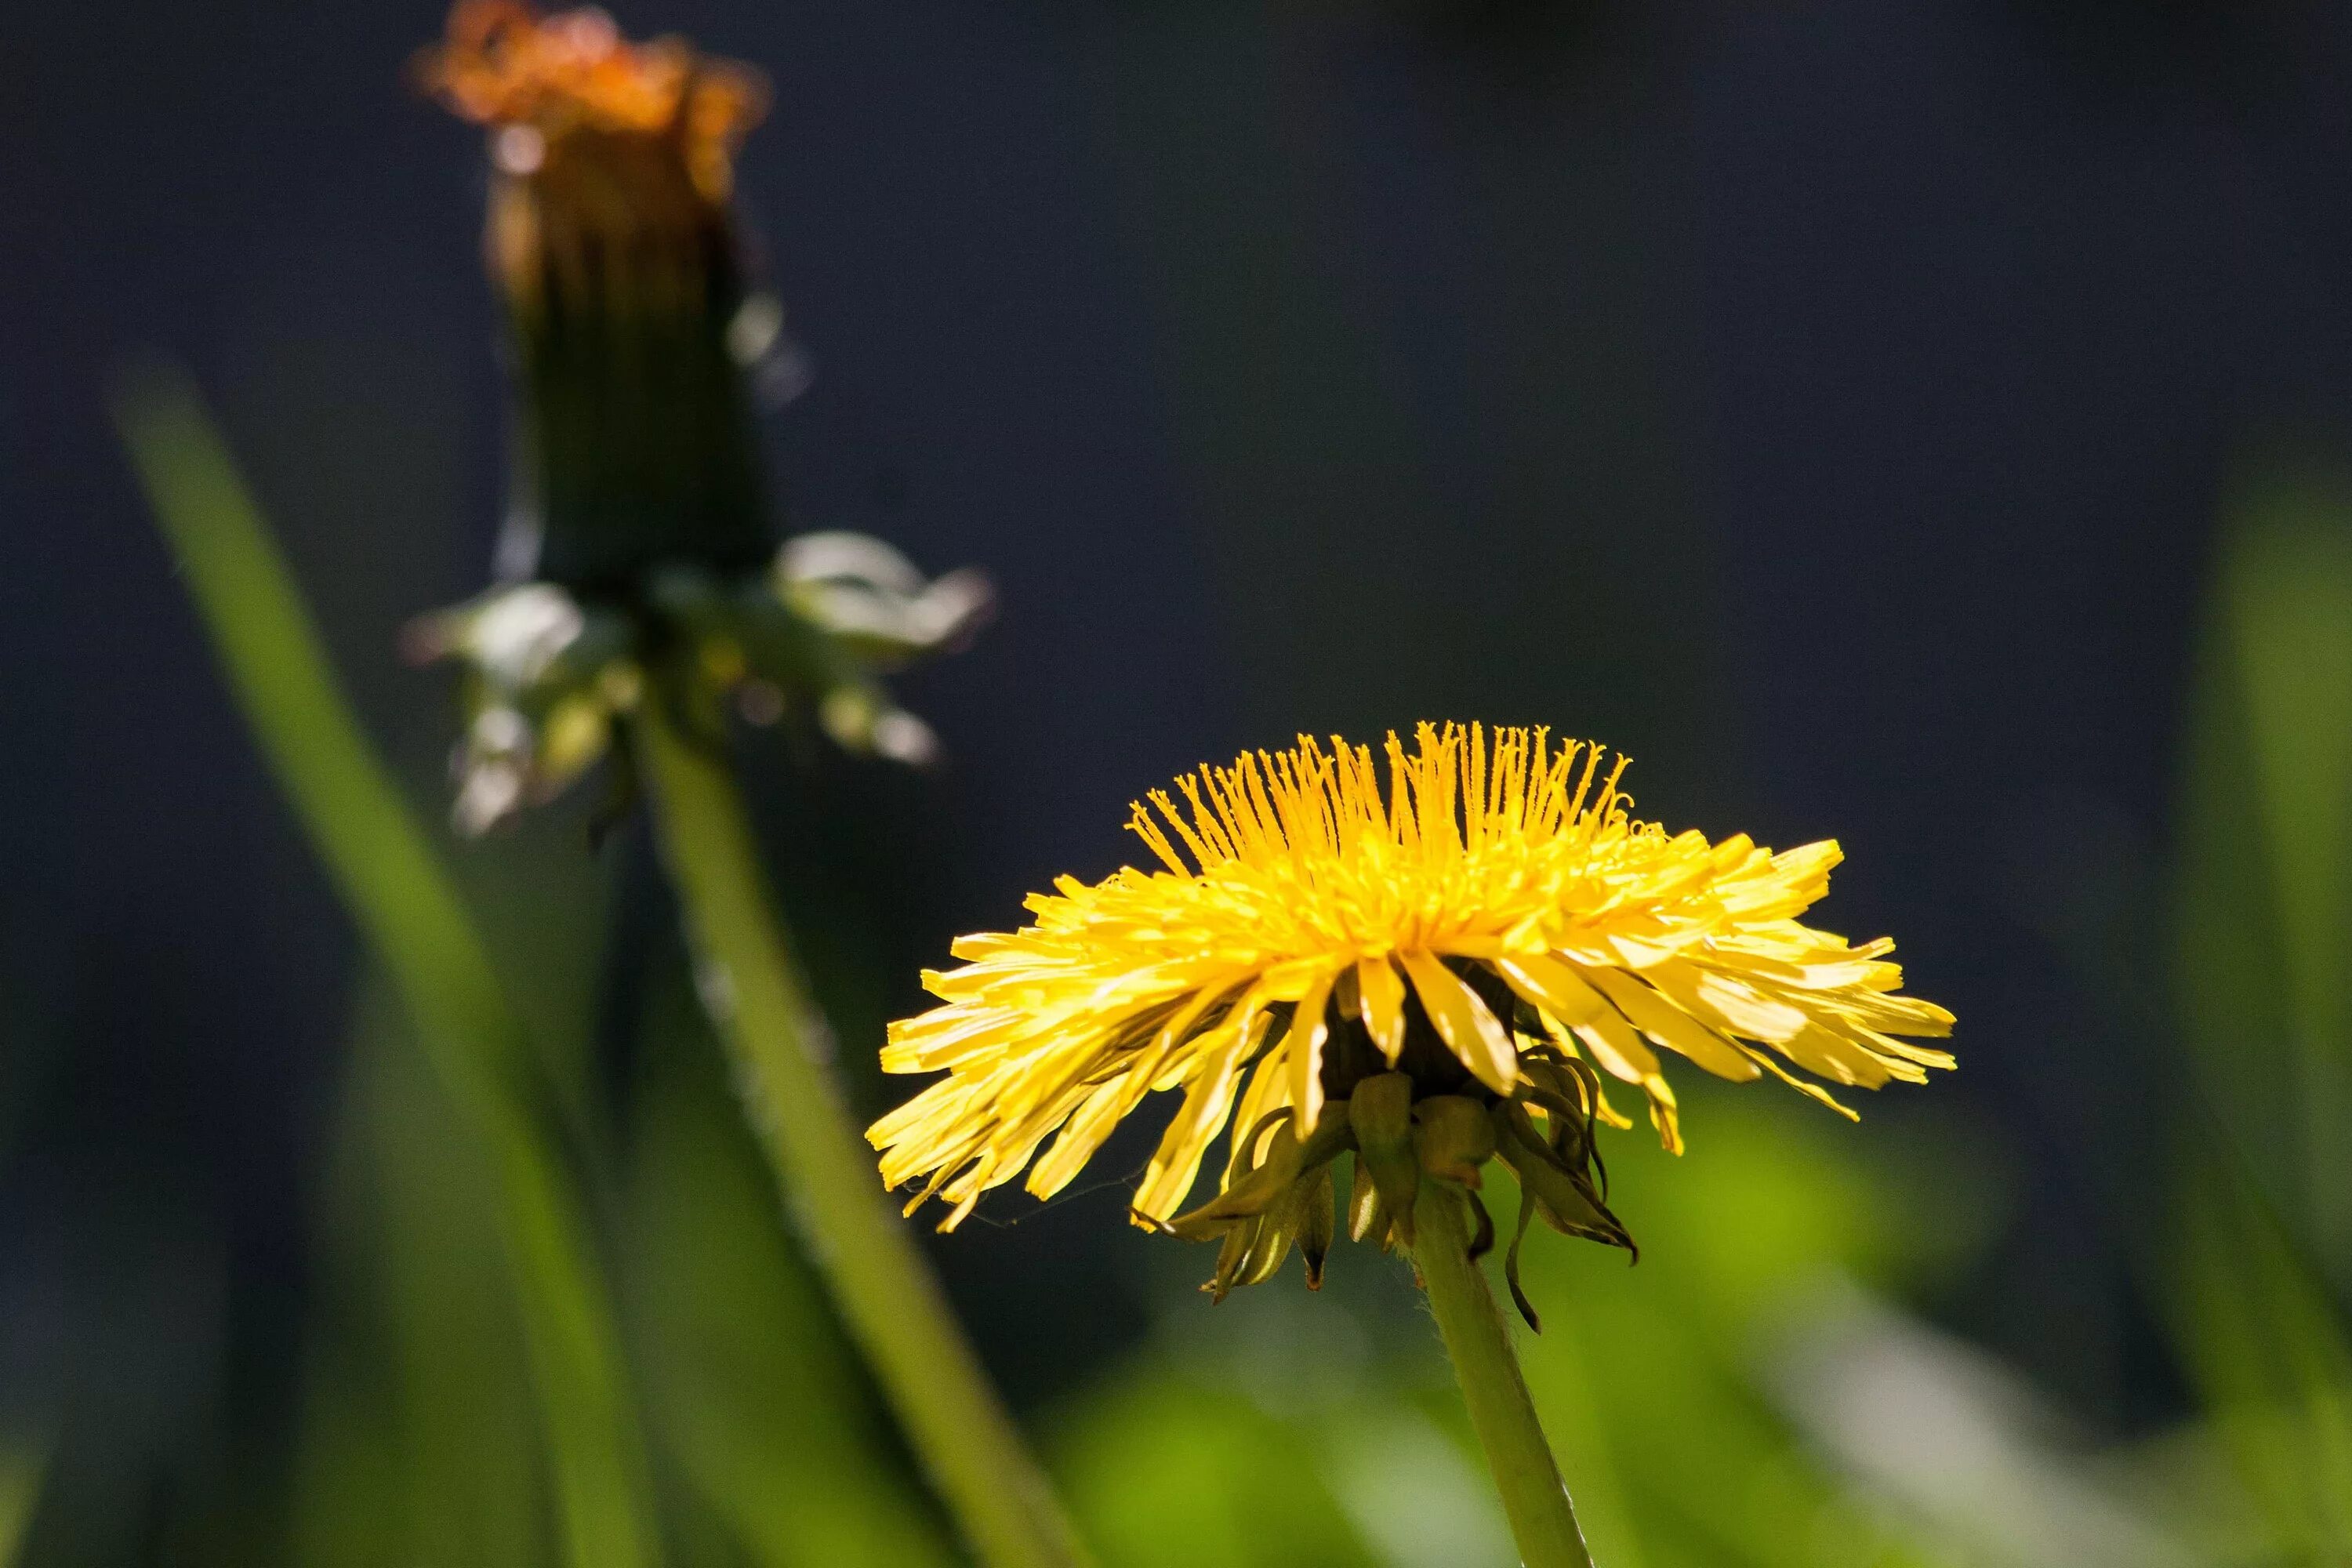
[1228,1038,1292,1163]
[1358,956,1407,1063]
[1646,959,1809,1044]
[1741,1043,1859,1120]
[1494,953,1608,1028]
[1133,1033,1250,1220]
[1516,985,1662,1087]
[1577,964,1759,1082]
[1027,1076,1134,1196]
[1774,1022,1898,1087]
[1642,1076,1684,1154]
[1285,968,1340,1134]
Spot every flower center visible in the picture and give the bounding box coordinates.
[1300,957,1512,1107]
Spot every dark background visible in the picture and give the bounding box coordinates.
[8,0,2352,1555]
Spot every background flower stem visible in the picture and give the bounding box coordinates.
[633,700,1092,1568]
[1410,1184,1597,1568]
[114,367,664,1568]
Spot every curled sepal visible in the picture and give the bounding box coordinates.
[1465,1187,1496,1263]
[648,556,960,765]
[1168,1115,1301,1241]
[1167,1101,1354,1243]
[777,532,993,670]
[1298,1164,1336,1288]
[1233,1179,1309,1294]
[1346,1154,1386,1246]
[1203,1149,1315,1301]
[1350,1073,1420,1247]
[405,583,642,833]
[1504,1184,1542,1331]
[1411,1094,1497,1189]
[1493,1102,1635,1259]
[1518,1051,1611,1200]
[1208,1222,1254,1301]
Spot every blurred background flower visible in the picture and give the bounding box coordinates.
[9,1,2352,1563]
[408,2,989,832]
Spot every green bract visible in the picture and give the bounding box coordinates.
[409,535,989,833]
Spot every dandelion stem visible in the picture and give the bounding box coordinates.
[1411,1184,1596,1568]
[635,702,1091,1568]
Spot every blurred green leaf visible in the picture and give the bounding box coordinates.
[115,366,662,1568]
[1770,1283,2205,1568]
[1047,1103,1987,1568]
[2167,447,2352,1562]
[1512,1099,1972,1568]
[2172,1155,2352,1557]
[292,980,544,1568]
[2179,461,2352,1276]
[1055,1362,1380,1568]
[2228,483,2352,1051]
[0,1432,45,1568]
[1048,1243,1525,1568]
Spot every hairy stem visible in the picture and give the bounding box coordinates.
[1411,1184,1596,1568]
[636,703,1091,1568]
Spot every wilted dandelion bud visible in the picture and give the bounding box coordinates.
[419,0,772,590]
[410,2,988,832]
[870,724,1956,1324]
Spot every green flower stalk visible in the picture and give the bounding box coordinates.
[414,7,1085,1566]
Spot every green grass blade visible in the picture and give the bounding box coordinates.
[2170,452,2352,1558]
[114,365,662,1568]
[292,979,546,1568]
[2213,467,2352,1261]
[2174,1158,2352,1556]
[0,1434,45,1568]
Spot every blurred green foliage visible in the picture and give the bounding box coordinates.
[117,368,666,1568]
[292,978,545,1568]
[0,1437,45,1568]
[1050,1094,1986,1568]
[2179,460,2352,1275]
[90,368,2352,1568]
[114,376,938,1568]
[2167,457,2352,1562]
[1509,1108,1965,1568]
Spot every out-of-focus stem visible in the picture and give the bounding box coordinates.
[634,701,1091,1568]
[1410,1184,1597,1568]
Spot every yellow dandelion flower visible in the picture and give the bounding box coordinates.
[871,723,1954,1310]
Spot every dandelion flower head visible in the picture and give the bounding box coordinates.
[871,724,1954,1299]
